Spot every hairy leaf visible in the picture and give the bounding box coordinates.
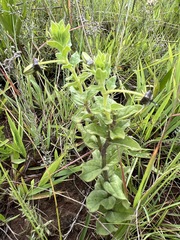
[86,190,108,212]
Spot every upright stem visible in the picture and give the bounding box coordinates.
[101,138,109,181]
[70,67,83,93]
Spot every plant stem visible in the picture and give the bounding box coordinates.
[70,67,83,93]
[117,147,128,198]
[101,138,109,181]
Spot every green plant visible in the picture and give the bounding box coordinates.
[0,0,27,43]
[23,19,150,236]
[0,163,49,240]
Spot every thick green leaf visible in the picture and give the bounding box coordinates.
[101,196,116,210]
[48,20,71,49]
[114,105,142,119]
[94,175,105,190]
[105,209,133,224]
[106,145,119,165]
[86,85,101,100]
[103,175,128,202]
[110,120,130,140]
[112,136,142,150]
[77,124,100,149]
[80,158,102,182]
[85,123,108,138]
[124,149,150,158]
[106,76,117,90]
[110,127,125,140]
[70,51,81,66]
[72,111,92,123]
[96,217,117,236]
[83,134,99,149]
[38,153,66,187]
[86,190,108,212]
[56,46,71,63]
[94,50,111,71]
[95,68,108,83]
[71,90,86,106]
[47,40,63,53]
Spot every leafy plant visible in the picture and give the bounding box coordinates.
[23,19,150,236]
[0,163,49,240]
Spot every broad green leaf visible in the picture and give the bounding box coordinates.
[71,91,86,106]
[91,96,114,124]
[105,209,133,224]
[110,127,126,140]
[77,124,100,149]
[94,51,111,71]
[110,102,124,111]
[69,86,86,105]
[96,217,117,236]
[56,46,71,63]
[86,85,101,99]
[85,123,108,138]
[80,158,102,182]
[106,76,117,90]
[103,175,130,207]
[110,120,130,140]
[83,133,100,149]
[70,51,81,66]
[92,96,115,111]
[94,175,105,190]
[101,196,116,210]
[38,153,66,187]
[124,149,150,158]
[114,105,142,119]
[86,190,108,212]
[47,40,63,53]
[95,68,108,83]
[48,20,71,49]
[94,51,106,69]
[106,145,119,165]
[112,136,142,150]
[80,131,99,150]
[72,111,92,123]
